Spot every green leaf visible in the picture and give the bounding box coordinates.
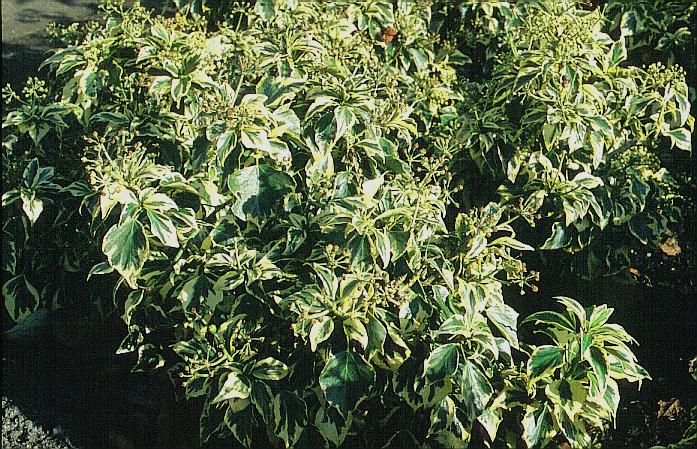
[555,406,591,448]
[435,315,470,337]
[142,192,177,211]
[273,391,308,447]
[250,380,274,423]
[267,139,292,164]
[556,296,587,323]
[200,395,226,443]
[349,236,371,265]
[178,275,223,313]
[240,129,272,153]
[599,377,621,418]
[589,346,609,394]
[211,371,251,404]
[587,115,612,136]
[150,75,171,95]
[315,403,352,447]
[542,123,559,149]
[608,37,627,67]
[388,231,408,260]
[382,429,421,449]
[102,219,149,289]
[170,78,187,104]
[310,315,334,351]
[408,48,429,72]
[150,22,170,41]
[522,311,576,333]
[461,360,492,417]
[515,65,541,90]
[361,175,384,201]
[2,274,40,322]
[334,106,356,141]
[527,346,565,384]
[423,343,459,385]
[477,394,504,443]
[146,210,179,248]
[132,343,165,372]
[184,376,209,399]
[589,130,604,168]
[216,130,237,165]
[465,235,487,259]
[225,406,255,448]
[620,11,639,37]
[319,351,375,417]
[227,165,293,223]
[665,128,692,151]
[540,222,572,250]
[251,357,289,381]
[588,305,614,330]
[486,304,519,350]
[2,232,17,275]
[490,236,533,251]
[545,379,586,420]
[374,229,391,268]
[122,290,143,327]
[254,0,274,21]
[675,86,690,125]
[344,317,369,349]
[522,403,554,448]
[628,215,653,245]
[429,396,455,434]
[365,314,387,361]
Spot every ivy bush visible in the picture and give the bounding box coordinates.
[2,0,693,448]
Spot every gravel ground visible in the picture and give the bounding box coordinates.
[2,397,74,449]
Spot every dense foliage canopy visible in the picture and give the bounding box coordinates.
[2,0,694,448]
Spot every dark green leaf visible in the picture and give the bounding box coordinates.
[310,315,334,351]
[250,380,274,423]
[540,222,572,250]
[178,275,222,313]
[212,371,251,404]
[254,0,274,21]
[423,343,459,385]
[2,275,40,322]
[527,346,565,383]
[319,351,375,416]
[273,391,307,447]
[227,165,293,223]
[334,106,356,141]
[589,346,609,393]
[522,403,554,448]
[486,303,519,349]
[146,210,179,247]
[251,357,289,381]
[461,360,492,417]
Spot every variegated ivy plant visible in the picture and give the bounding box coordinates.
[451,0,694,279]
[2,0,691,448]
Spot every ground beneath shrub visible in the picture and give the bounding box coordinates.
[2,396,74,449]
[1,311,207,449]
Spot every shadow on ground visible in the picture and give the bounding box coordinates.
[2,42,53,88]
[2,314,206,449]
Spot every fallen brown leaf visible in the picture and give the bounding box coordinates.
[381,27,398,43]
[657,398,683,420]
[660,237,681,256]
